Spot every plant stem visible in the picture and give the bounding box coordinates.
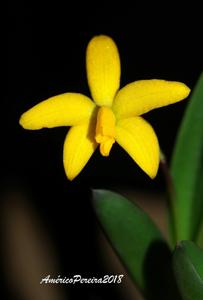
[159,150,177,247]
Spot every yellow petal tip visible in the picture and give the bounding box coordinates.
[19,110,43,130]
[145,152,160,180]
[19,113,33,130]
[89,34,114,43]
[63,160,78,181]
[66,173,75,181]
[148,168,158,180]
[141,158,159,180]
[19,115,25,127]
[179,83,191,98]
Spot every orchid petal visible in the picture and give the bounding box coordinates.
[86,35,120,107]
[116,116,159,178]
[113,80,190,119]
[63,121,98,180]
[20,93,96,129]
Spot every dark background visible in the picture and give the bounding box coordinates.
[4,2,203,299]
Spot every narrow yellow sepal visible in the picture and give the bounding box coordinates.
[63,121,97,180]
[86,35,121,107]
[113,80,190,119]
[116,116,160,178]
[19,93,96,129]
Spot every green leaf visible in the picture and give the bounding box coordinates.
[173,240,203,300]
[92,189,178,299]
[170,73,203,241]
[197,220,203,248]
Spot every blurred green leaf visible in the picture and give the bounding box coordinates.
[196,162,203,248]
[173,240,203,300]
[170,73,203,242]
[92,189,177,298]
[197,220,203,248]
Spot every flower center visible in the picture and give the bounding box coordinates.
[95,106,116,156]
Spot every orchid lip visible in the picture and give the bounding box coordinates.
[95,106,116,156]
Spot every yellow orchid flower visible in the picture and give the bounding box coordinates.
[19,35,190,180]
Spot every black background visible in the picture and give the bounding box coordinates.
[4,2,203,299]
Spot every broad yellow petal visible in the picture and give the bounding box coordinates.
[86,35,120,107]
[19,93,96,130]
[116,117,159,178]
[113,80,190,119]
[63,121,98,180]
